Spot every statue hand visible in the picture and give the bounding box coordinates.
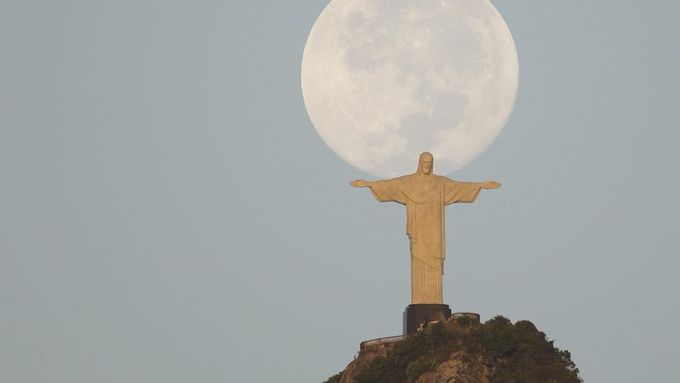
[350,179,370,188]
[483,181,501,189]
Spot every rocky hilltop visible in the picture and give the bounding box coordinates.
[323,316,581,383]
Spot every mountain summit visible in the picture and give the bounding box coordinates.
[324,316,581,383]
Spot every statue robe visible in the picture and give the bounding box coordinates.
[368,174,484,304]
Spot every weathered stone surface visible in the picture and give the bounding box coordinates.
[414,353,490,383]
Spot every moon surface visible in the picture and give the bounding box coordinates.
[301,0,518,177]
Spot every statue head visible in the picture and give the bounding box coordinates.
[417,152,434,175]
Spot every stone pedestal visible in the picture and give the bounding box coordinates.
[403,304,452,334]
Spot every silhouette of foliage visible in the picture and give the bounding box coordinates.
[326,316,581,383]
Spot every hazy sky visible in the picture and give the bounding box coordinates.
[1,1,679,382]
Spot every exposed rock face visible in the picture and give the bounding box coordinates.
[414,353,488,383]
[324,316,581,383]
[338,342,398,383]
[338,348,490,383]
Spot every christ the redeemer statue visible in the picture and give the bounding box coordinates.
[351,152,500,305]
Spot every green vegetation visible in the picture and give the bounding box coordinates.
[327,316,581,383]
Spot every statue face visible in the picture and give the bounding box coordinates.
[417,152,434,175]
[421,158,433,175]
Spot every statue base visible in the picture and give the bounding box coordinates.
[403,304,452,334]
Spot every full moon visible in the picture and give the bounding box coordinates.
[302,0,518,177]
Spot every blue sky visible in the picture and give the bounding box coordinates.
[1,1,679,382]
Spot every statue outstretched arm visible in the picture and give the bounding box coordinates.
[444,179,501,204]
[350,177,408,204]
[350,179,371,188]
[481,181,502,189]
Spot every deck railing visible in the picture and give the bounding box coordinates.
[359,335,407,350]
